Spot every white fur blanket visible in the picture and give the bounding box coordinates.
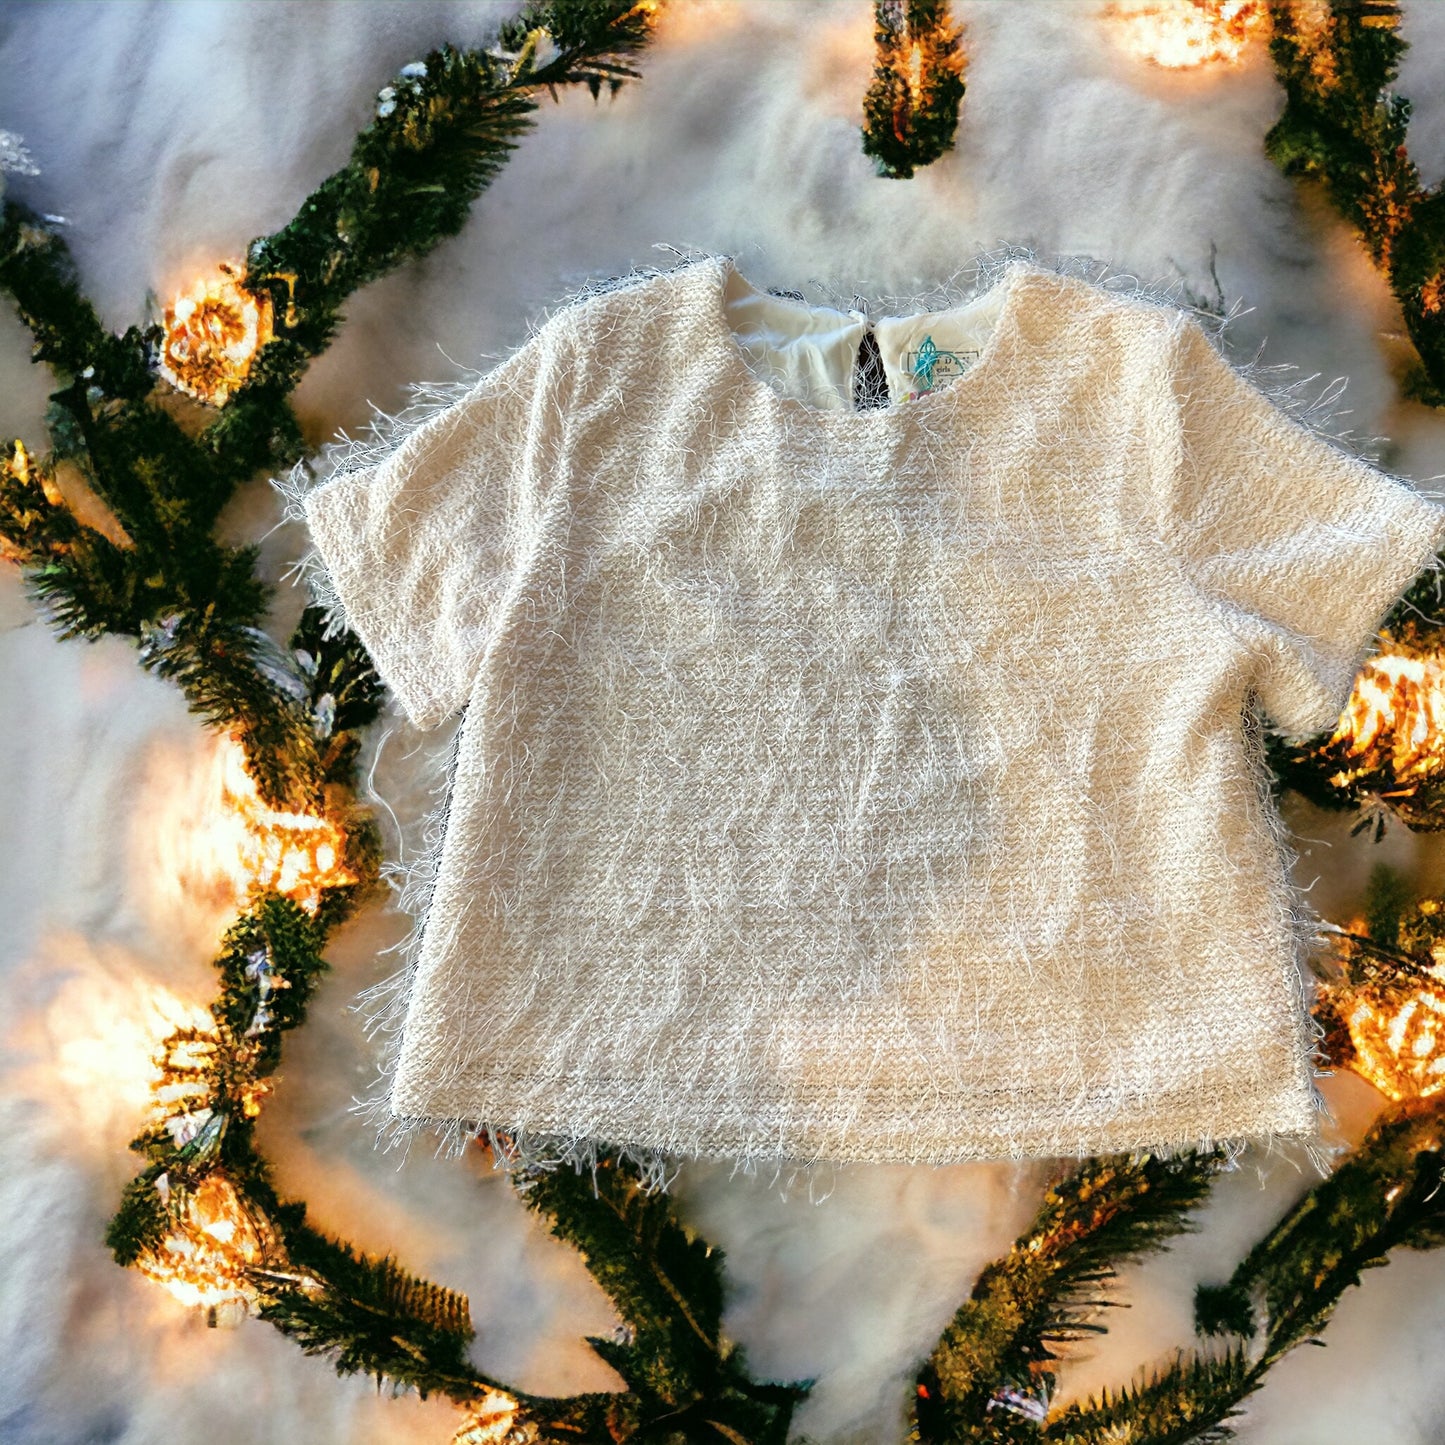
[2,2,1444,1440]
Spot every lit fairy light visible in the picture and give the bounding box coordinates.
[149,1029,222,1115]
[49,970,215,1121]
[1322,895,1445,1103]
[128,1011,277,1320]
[1342,966,1445,1102]
[1100,0,1269,69]
[452,1390,533,1445]
[1,437,68,565]
[1324,649,1445,787]
[156,259,274,407]
[3,437,64,504]
[148,1018,271,1122]
[216,734,357,912]
[905,40,924,102]
[134,1170,274,1326]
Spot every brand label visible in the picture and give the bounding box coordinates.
[904,333,980,399]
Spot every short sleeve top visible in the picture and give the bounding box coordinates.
[298,254,1445,1171]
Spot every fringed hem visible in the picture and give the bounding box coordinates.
[335,1115,1347,1207]
[266,240,1401,1198]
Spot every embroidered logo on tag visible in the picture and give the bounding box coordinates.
[904,333,980,401]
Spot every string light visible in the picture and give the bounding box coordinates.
[1101,0,1268,69]
[1339,967,1445,1102]
[452,1391,532,1445]
[216,734,357,912]
[157,260,274,407]
[1323,648,1445,789]
[133,1170,273,1327]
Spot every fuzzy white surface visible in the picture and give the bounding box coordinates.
[2,1,1445,1442]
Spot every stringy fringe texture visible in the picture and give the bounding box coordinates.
[269,242,1445,1200]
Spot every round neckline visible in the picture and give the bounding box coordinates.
[696,254,1038,429]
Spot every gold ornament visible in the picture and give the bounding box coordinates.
[157,260,273,407]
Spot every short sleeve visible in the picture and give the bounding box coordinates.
[300,319,566,731]
[1152,312,1445,737]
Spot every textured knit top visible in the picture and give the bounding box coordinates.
[296,253,1445,1174]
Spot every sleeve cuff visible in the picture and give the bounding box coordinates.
[1269,476,1445,738]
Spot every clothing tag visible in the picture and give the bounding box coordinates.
[873,298,1005,407]
[904,333,982,399]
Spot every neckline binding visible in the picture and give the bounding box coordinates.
[695,254,1038,428]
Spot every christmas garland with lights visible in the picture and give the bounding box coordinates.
[861,0,966,180]
[3,3,1445,1442]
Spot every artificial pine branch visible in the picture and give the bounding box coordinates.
[253,1227,493,1401]
[1265,0,1445,405]
[510,1152,810,1442]
[1033,1096,1445,1442]
[243,3,653,375]
[500,0,654,97]
[1265,0,1410,269]
[105,1164,174,1268]
[211,895,333,1071]
[1039,1344,1254,1445]
[0,200,152,392]
[0,439,137,634]
[2,203,241,534]
[1195,1096,1445,1365]
[911,1149,1225,1443]
[861,0,966,180]
[140,607,331,803]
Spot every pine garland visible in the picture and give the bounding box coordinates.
[861,0,966,179]
[505,1156,807,1440]
[1265,0,1445,406]
[912,1151,1227,1441]
[4,3,1445,1441]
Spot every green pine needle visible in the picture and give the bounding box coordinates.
[913,1149,1225,1441]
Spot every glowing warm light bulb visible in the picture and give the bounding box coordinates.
[215,735,358,912]
[134,1171,271,1326]
[1101,0,1269,69]
[1324,648,1445,788]
[906,40,924,101]
[452,1390,529,1445]
[157,260,274,407]
[1343,975,1445,1102]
